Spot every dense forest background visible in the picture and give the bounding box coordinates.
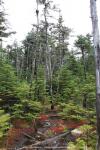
[0,0,97,149]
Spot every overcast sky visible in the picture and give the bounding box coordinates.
[4,0,100,46]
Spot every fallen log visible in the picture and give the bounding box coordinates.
[32,130,71,146]
[16,130,71,150]
[22,132,35,141]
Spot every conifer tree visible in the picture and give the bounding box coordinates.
[0,0,15,47]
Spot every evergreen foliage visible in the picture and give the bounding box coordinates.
[12,99,43,120]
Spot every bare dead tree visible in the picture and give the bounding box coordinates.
[90,0,100,149]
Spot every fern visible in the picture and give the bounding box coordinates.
[0,110,10,138]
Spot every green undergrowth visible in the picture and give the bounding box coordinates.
[0,109,10,140]
[11,99,43,121]
[68,130,96,150]
[58,102,96,123]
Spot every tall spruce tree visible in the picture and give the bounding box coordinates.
[75,35,93,108]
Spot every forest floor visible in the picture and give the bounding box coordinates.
[5,107,90,150]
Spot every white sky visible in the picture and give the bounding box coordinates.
[4,0,100,46]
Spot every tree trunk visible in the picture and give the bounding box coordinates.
[43,1,50,91]
[81,48,87,80]
[90,0,100,149]
[81,48,87,108]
